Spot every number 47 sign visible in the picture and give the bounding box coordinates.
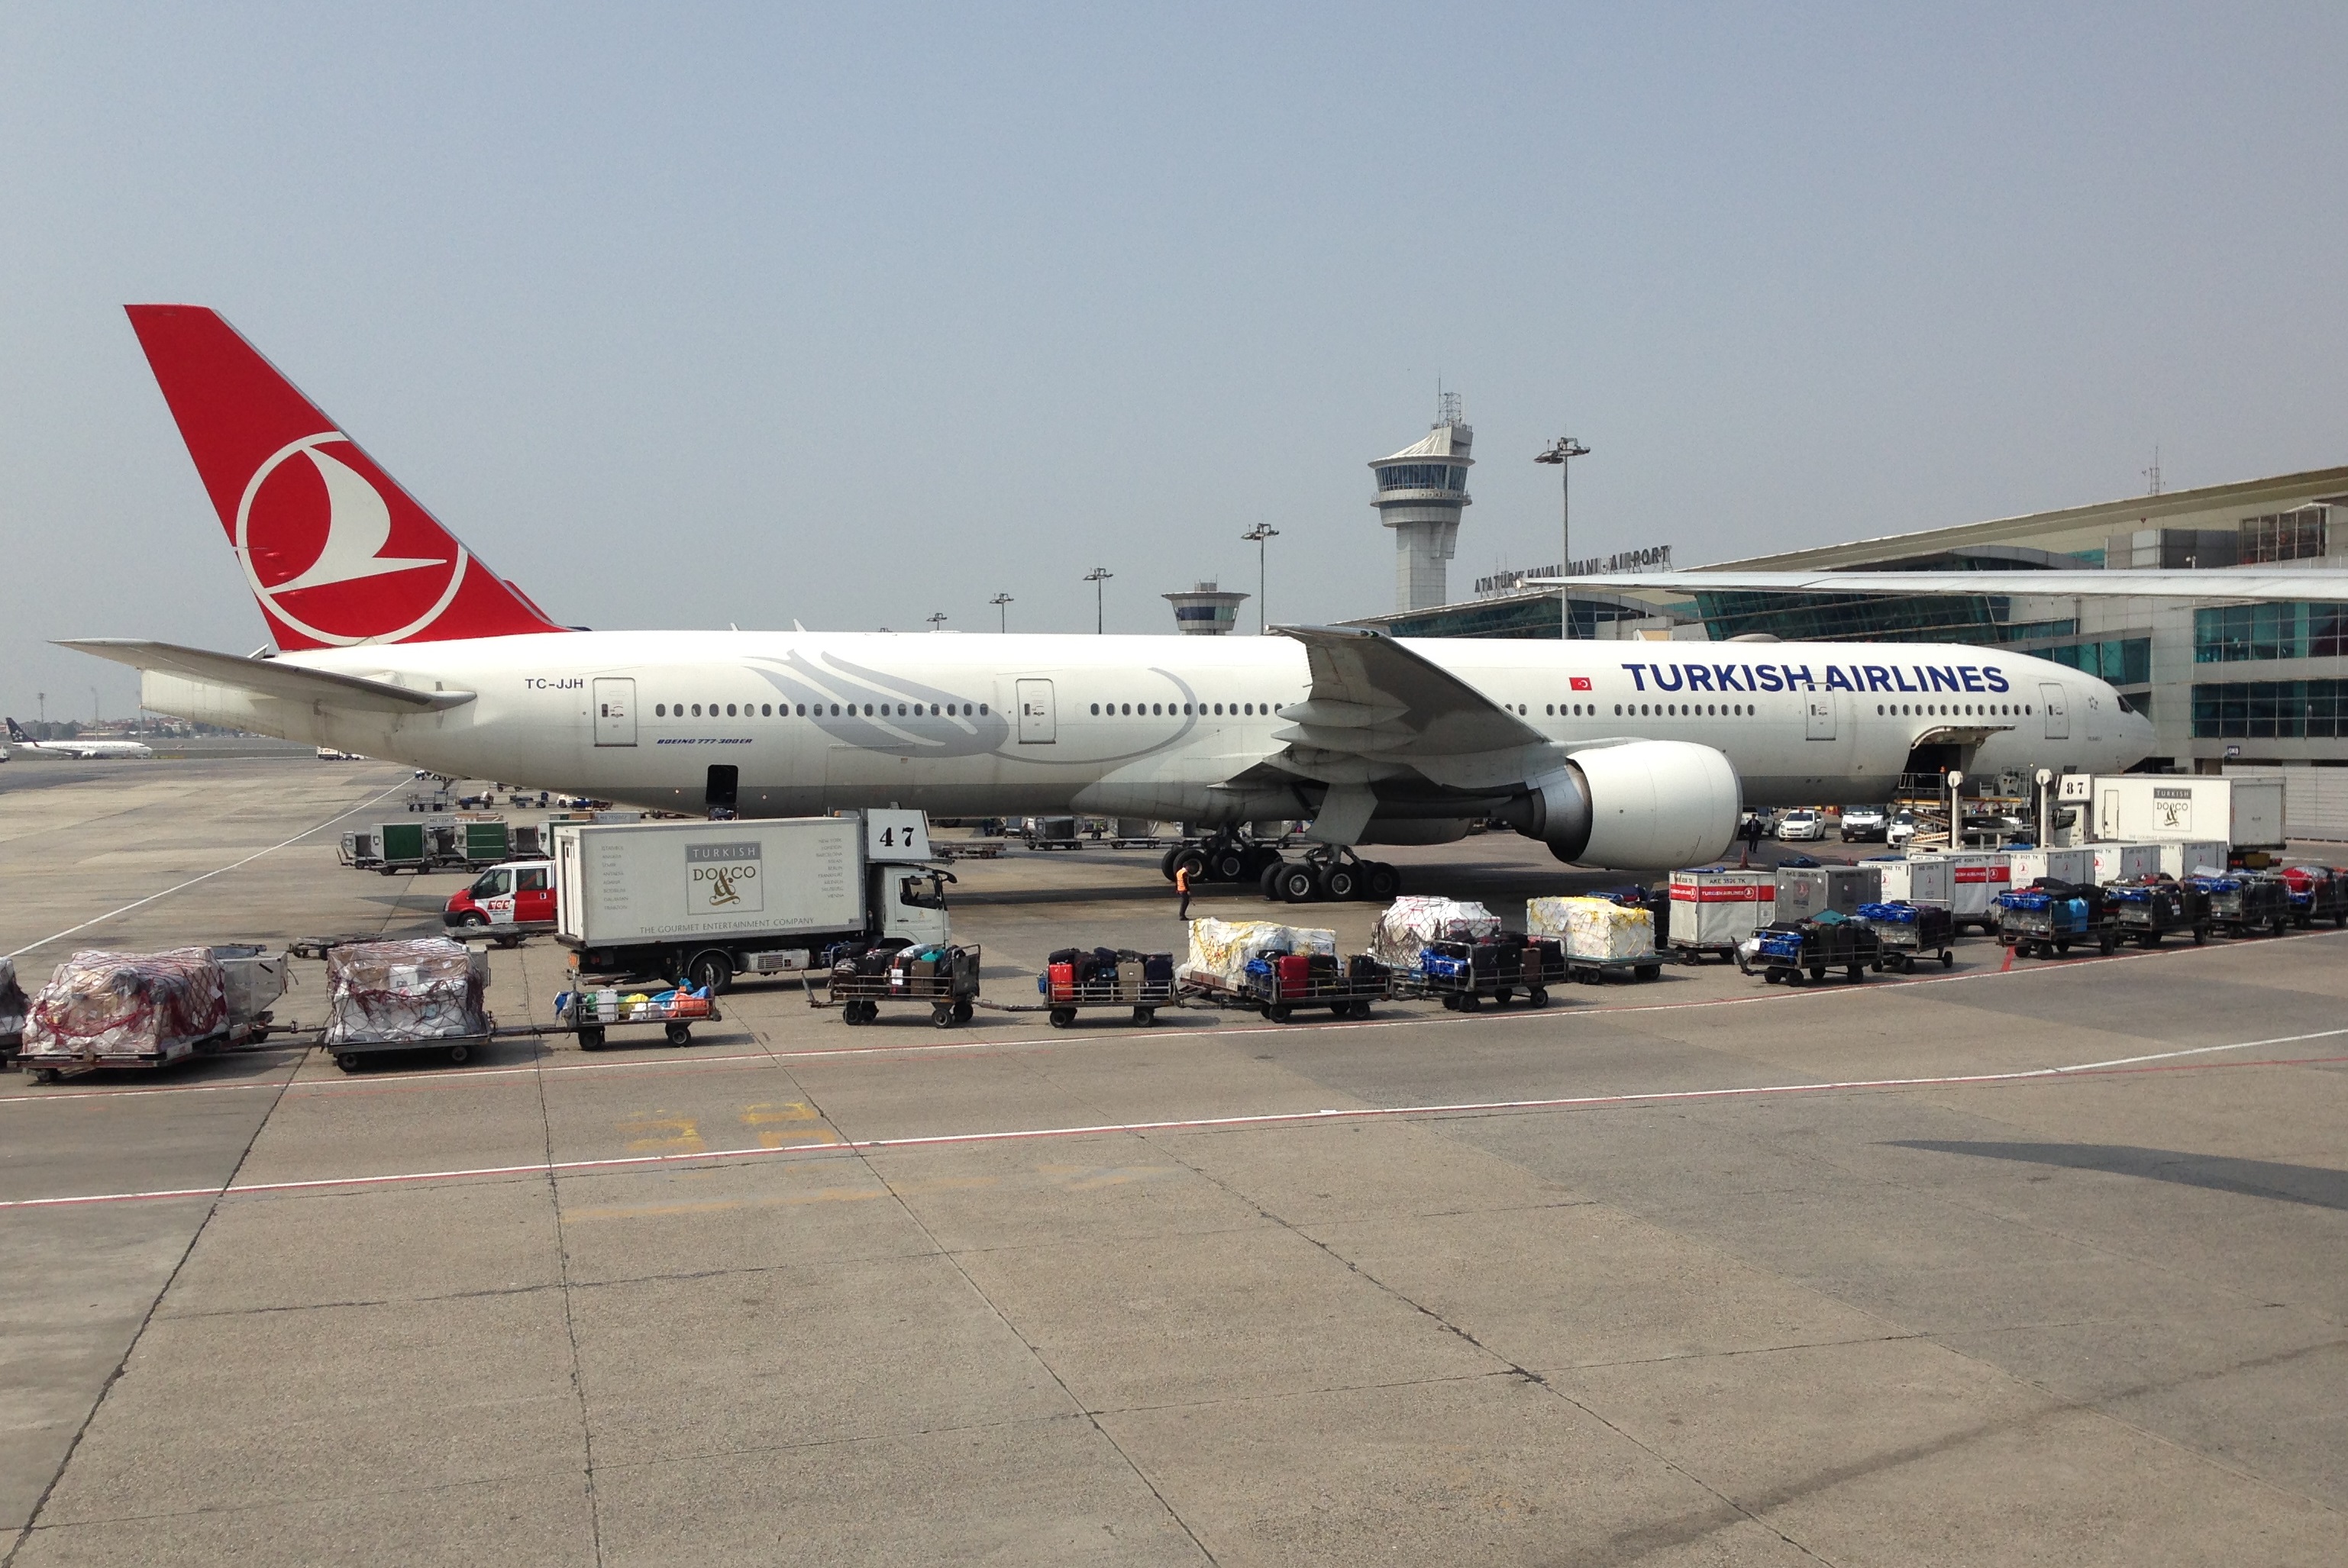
[866,810,932,861]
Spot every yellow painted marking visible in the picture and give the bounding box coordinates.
[741,1099,830,1149]
[616,1114,705,1155]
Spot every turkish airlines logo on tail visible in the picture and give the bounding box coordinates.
[236,432,468,646]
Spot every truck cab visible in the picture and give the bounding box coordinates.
[445,859,557,931]
[883,866,954,948]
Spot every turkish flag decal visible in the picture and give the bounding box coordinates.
[1570,676,1593,691]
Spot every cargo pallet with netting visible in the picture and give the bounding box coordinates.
[822,945,981,1028]
[18,946,293,1083]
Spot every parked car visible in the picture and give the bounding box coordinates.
[1839,805,1888,842]
[1887,811,1920,850]
[1776,809,1825,842]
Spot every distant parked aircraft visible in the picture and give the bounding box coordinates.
[4,717,154,760]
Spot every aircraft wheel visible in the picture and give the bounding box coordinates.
[1364,862,1401,899]
[1319,862,1359,901]
[1259,862,1286,902]
[1210,847,1248,882]
[1158,846,1181,881]
[1274,863,1318,903]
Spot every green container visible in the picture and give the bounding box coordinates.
[463,821,510,863]
[379,821,426,866]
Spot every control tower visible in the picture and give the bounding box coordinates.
[1372,392,1473,611]
[1163,580,1248,635]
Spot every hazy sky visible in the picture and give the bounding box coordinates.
[4,4,2343,721]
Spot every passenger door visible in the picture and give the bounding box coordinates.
[1804,693,1836,741]
[2039,682,2070,740]
[1016,679,1056,744]
[593,678,637,747]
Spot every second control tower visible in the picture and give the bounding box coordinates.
[1372,392,1474,611]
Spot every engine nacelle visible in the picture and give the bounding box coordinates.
[1510,740,1741,869]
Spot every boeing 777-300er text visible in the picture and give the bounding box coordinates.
[66,305,2154,893]
[5,717,154,759]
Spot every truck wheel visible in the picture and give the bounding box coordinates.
[1274,864,1318,903]
[1491,987,1513,1008]
[665,1023,693,1047]
[455,911,487,928]
[1808,965,1826,982]
[686,951,734,995]
[1365,862,1401,900]
[2099,932,2116,955]
[1526,988,1548,1009]
[1847,965,1864,982]
[1939,950,1953,967]
[1268,1003,1293,1023]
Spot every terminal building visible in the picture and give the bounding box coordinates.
[1348,464,2348,790]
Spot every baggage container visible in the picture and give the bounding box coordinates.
[0,958,25,1060]
[460,819,510,865]
[2085,842,2162,885]
[1917,852,2011,934]
[376,820,428,874]
[1665,868,1776,962]
[1870,857,1953,910]
[1772,864,1881,924]
[2008,847,2094,889]
[2082,775,2285,850]
[2158,839,2231,880]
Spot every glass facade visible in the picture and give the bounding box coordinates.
[1690,588,2077,647]
[2192,602,2348,663]
[1375,463,1468,492]
[2191,679,2348,738]
[1377,593,1652,640]
[2040,636,2150,685]
[2237,508,2327,565]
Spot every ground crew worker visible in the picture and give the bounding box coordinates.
[1740,810,1765,868]
[1176,860,1193,920]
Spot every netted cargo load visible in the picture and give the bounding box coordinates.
[1184,919,1336,988]
[21,948,228,1066]
[1368,897,1501,970]
[1528,896,1654,961]
[324,939,490,1046]
[0,957,27,1042]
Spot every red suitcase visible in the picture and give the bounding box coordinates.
[1048,961,1076,1002]
[1276,953,1313,992]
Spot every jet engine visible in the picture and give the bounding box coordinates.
[1507,740,1741,869]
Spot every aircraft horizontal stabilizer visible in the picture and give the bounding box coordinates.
[1530,569,2348,600]
[59,640,476,711]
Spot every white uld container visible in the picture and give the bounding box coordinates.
[1872,857,1952,908]
[2158,839,2231,879]
[1919,852,2011,931]
[2009,847,2094,888]
[1666,868,1775,949]
[2085,842,2162,884]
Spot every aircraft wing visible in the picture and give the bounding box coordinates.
[59,640,476,711]
[1529,569,2348,599]
[1266,625,1560,840]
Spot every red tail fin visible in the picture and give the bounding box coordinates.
[125,305,566,650]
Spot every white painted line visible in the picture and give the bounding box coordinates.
[4,776,414,961]
[6,1028,2343,1211]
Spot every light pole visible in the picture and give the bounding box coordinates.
[1242,523,1279,633]
[1535,434,1591,635]
[990,592,1013,633]
[925,611,948,632]
[1084,566,1113,634]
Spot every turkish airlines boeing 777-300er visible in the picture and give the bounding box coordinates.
[66,305,2156,896]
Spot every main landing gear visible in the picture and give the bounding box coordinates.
[1159,834,1399,903]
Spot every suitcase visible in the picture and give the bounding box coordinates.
[1276,953,1313,990]
[1142,953,1174,989]
[1047,961,1075,1002]
[1116,961,1143,1001]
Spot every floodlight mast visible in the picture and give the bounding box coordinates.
[990,592,1013,633]
[1242,524,1279,633]
[1534,434,1591,635]
[1084,567,1113,634]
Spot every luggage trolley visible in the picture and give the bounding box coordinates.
[1994,881,2116,958]
[555,985,721,1051]
[828,944,982,1027]
[2279,866,2348,929]
[2188,874,2293,938]
[2104,879,2211,947]
[1745,918,1881,984]
[1229,953,1391,1021]
[1039,948,1177,1027]
[1856,901,1954,972]
[1400,936,1567,1010]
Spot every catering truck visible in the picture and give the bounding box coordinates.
[2075,775,2285,851]
[552,810,949,993]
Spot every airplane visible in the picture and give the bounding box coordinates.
[4,717,154,760]
[66,304,2156,901]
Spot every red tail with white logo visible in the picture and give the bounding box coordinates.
[125,305,567,650]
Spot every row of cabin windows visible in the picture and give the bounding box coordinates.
[1090,701,1280,716]
[652,702,987,719]
[1875,702,2030,718]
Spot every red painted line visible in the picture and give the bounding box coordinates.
[6,1036,2343,1212]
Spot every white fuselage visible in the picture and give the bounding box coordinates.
[16,738,155,759]
[142,631,2149,824]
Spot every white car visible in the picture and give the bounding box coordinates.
[1776,809,1825,841]
[1887,812,1920,850]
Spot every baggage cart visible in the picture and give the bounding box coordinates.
[2278,866,2348,928]
[1395,937,1553,1011]
[2105,879,2211,947]
[1994,882,2116,958]
[825,944,981,1027]
[1039,948,1178,1026]
[1743,918,1881,985]
[1242,953,1390,1021]
[0,958,26,1064]
[1666,868,1774,963]
[555,984,721,1050]
[1856,902,1954,972]
[2188,874,2292,937]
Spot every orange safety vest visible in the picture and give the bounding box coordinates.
[1175,866,1190,893]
